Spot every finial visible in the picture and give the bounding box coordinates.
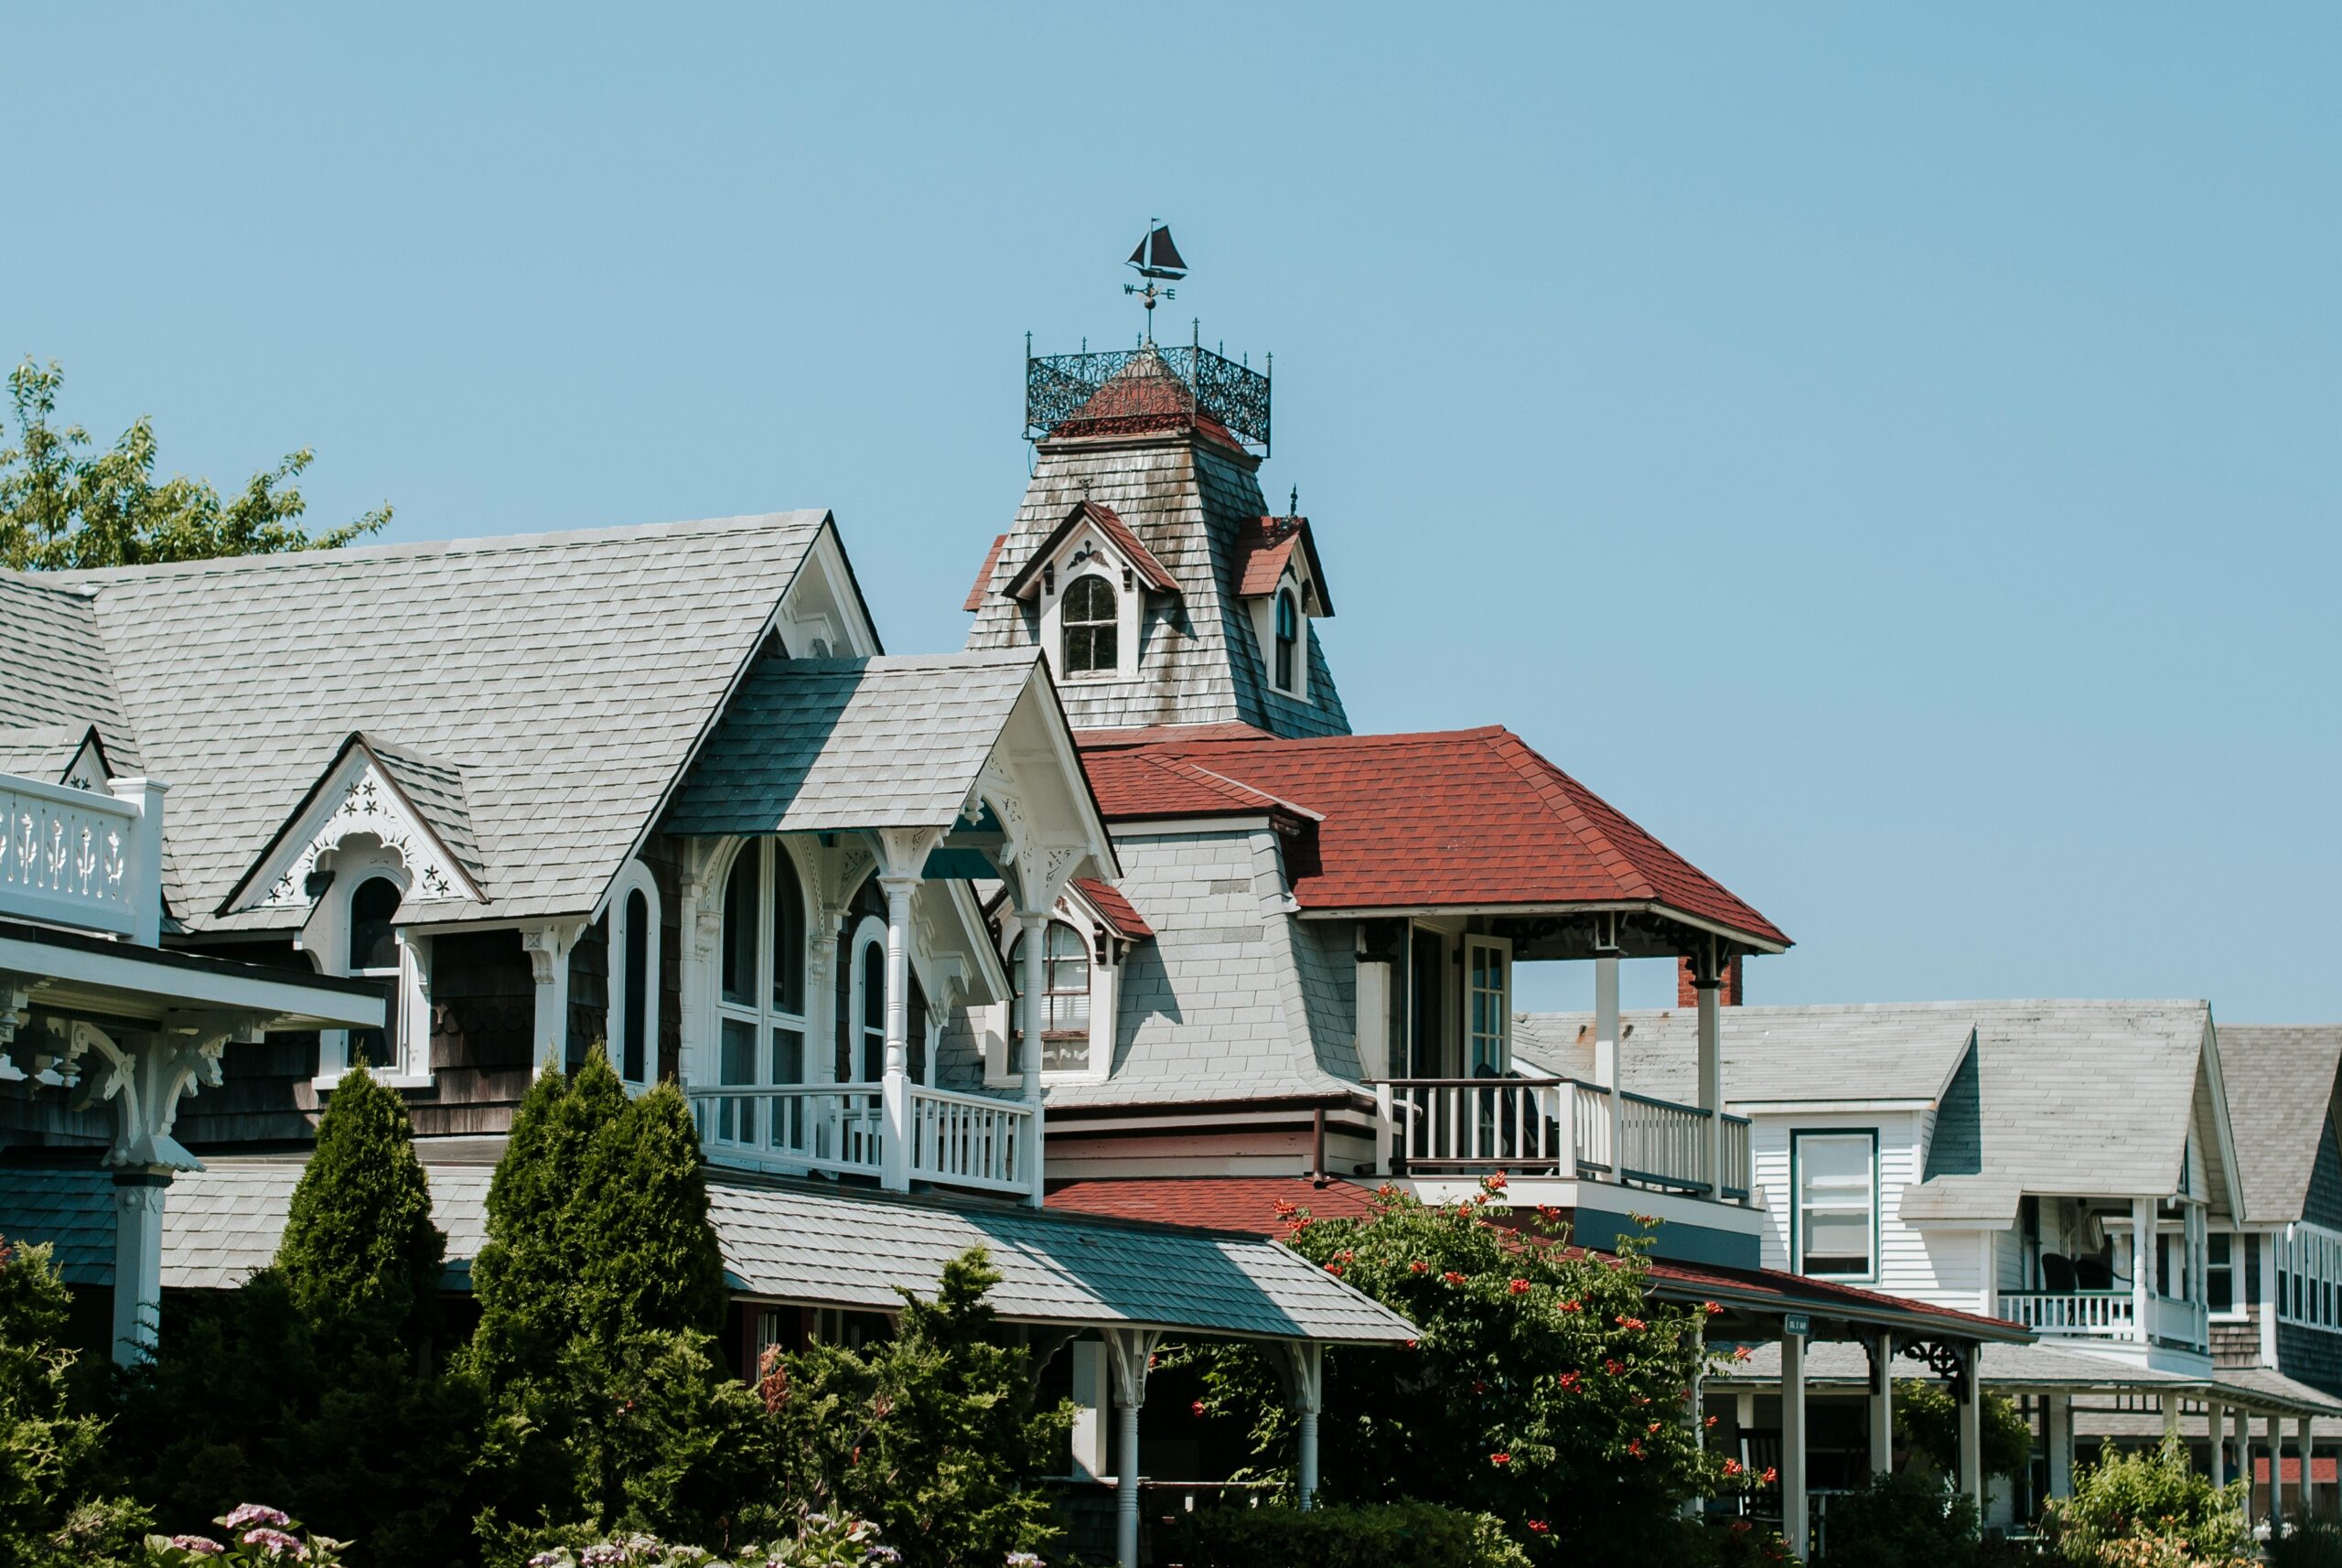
[1289,486,1299,518]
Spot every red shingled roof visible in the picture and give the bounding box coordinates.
[1002,501,1181,602]
[1231,517,1334,614]
[963,533,1008,614]
[1071,876,1153,940]
[1047,353,1249,454]
[1078,728,1788,950]
[1047,1177,2025,1340]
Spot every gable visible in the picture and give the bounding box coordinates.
[2306,1116,2342,1232]
[1922,1034,1983,1179]
[224,736,484,915]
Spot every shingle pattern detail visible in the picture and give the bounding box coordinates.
[14,515,827,929]
[664,652,1038,835]
[1001,502,1181,601]
[706,1180,1413,1342]
[2217,1026,2342,1226]
[1085,728,1786,946]
[963,433,1349,739]
[0,575,139,771]
[1512,1002,1980,1107]
[0,724,102,785]
[1070,876,1152,940]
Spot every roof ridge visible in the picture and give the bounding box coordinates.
[42,510,833,584]
[1484,729,1656,902]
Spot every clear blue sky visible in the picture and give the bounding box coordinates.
[10,6,2337,1019]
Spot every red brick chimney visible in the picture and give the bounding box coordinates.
[1677,955,1744,1007]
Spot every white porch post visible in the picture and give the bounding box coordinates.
[2238,1404,2255,1530]
[107,777,167,947]
[1275,1341,1326,1510]
[111,1171,168,1364]
[1957,1345,1983,1511]
[2131,1197,2155,1344]
[1016,908,1049,1209]
[2269,1410,2288,1536]
[2299,1415,2315,1521]
[2208,1400,2228,1488]
[1594,950,1624,1182]
[878,873,918,1193]
[1869,1330,1895,1477]
[521,924,576,1075]
[2161,1393,2179,1441]
[2047,1392,2075,1499]
[1781,1327,1810,1561]
[1693,951,1723,1197]
[1104,1328,1160,1568]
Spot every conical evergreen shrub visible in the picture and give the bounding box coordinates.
[276,1062,445,1341]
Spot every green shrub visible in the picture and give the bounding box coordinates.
[0,1237,152,1566]
[467,1056,767,1548]
[768,1248,1068,1568]
[2270,1516,2342,1568]
[138,1502,349,1566]
[1896,1379,2033,1482]
[1168,1499,1532,1568]
[2042,1436,2251,1565]
[1817,1466,1978,1565]
[1171,1178,1741,1563]
[275,1063,446,1344]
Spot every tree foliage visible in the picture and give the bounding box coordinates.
[0,359,386,570]
[1168,1498,1533,1567]
[1815,1466,1980,1566]
[0,1237,151,1568]
[275,1065,446,1344]
[1172,1179,1742,1565]
[765,1247,1069,1568]
[2043,1436,2251,1566]
[466,1055,760,1548]
[1895,1378,2035,1483]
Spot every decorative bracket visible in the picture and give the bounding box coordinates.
[1101,1326,1164,1412]
[66,1013,263,1171]
[1896,1337,1971,1403]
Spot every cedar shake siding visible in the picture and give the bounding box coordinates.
[411,929,536,1138]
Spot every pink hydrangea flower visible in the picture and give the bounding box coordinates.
[169,1538,227,1557]
[239,1527,309,1561]
[220,1506,293,1531]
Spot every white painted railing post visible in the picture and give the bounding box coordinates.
[878,874,918,1194]
[1017,909,1049,1209]
[1595,952,1624,1183]
[2132,1197,2155,1344]
[1373,1080,1393,1177]
[106,778,167,945]
[1552,1080,1576,1179]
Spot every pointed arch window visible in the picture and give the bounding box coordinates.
[713,841,809,1146]
[607,861,662,1087]
[1273,589,1300,693]
[1009,921,1091,1073]
[347,875,403,1073]
[1061,574,1119,675]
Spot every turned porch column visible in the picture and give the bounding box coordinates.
[878,872,918,1192]
[1594,947,1624,1182]
[1691,943,1724,1197]
[1104,1327,1161,1568]
[1781,1326,1810,1561]
[1015,908,1049,1209]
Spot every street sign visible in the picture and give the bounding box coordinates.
[1784,1313,1811,1338]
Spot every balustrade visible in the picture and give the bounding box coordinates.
[1372,1076,1753,1202]
[0,772,158,941]
[687,1080,1035,1197]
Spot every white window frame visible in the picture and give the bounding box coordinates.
[1035,530,1144,684]
[607,859,662,1089]
[987,900,1115,1088]
[846,913,887,1084]
[1791,1130,1880,1283]
[1248,569,1312,702]
[1462,934,1511,1077]
[708,838,813,1143]
[2278,1221,2342,1333]
[306,849,434,1090]
[2204,1230,2247,1322]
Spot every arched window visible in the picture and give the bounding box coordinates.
[1008,921,1091,1073]
[713,841,810,1148]
[1060,574,1118,675]
[348,876,403,1072]
[608,861,662,1087]
[1273,589,1300,693]
[850,917,886,1083]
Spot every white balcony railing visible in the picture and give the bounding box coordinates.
[686,1080,1036,1198]
[1999,1287,2208,1349]
[0,773,162,942]
[1371,1076,1754,1203]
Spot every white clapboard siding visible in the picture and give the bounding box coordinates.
[1747,1108,1986,1311]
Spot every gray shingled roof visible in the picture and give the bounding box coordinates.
[10,514,830,929]
[1712,1338,2201,1392]
[1513,1002,1978,1107]
[664,653,1040,835]
[706,1180,1414,1343]
[2217,1026,2342,1225]
[0,1162,1413,1345]
[1519,1001,2224,1226]
[0,723,100,783]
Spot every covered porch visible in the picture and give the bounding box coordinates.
[657,651,1118,1206]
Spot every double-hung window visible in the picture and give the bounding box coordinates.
[1793,1131,1878,1280]
[1009,921,1091,1073]
[1464,936,1510,1077]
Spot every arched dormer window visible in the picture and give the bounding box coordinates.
[1008,921,1091,1073]
[713,840,808,1146]
[1273,588,1301,693]
[347,875,403,1072]
[607,861,662,1087]
[1060,574,1118,676]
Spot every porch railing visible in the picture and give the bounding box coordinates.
[687,1081,1037,1198]
[1999,1287,2208,1349]
[0,772,160,942]
[908,1083,1033,1195]
[1370,1076,1752,1202]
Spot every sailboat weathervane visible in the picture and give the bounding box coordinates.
[1123,220,1187,340]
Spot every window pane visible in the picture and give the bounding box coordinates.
[770,1026,803,1085]
[1802,1209,1871,1274]
[1798,1134,1873,1276]
[720,1018,757,1084]
[621,888,650,1083]
[721,846,760,1006]
[1044,1033,1090,1073]
[771,849,806,1015]
[1067,575,1114,621]
[349,877,402,972]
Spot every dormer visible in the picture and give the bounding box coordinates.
[1002,500,1180,684]
[1232,516,1333,703]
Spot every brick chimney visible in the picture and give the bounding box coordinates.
[1677,955,1744,1007]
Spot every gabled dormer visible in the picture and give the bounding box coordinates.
[1000,500,1181,685]
[1231,516,1333,703]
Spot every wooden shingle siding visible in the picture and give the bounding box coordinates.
[412,929,533,1136]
